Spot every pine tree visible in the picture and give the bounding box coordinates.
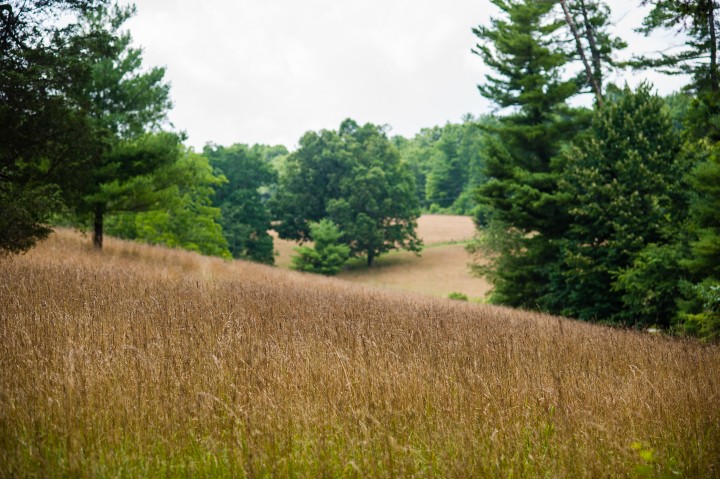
[469,0,582,307]
[291,220,350,275]
[66,3,172,249]
[559,0,627,105]
[553,85,685,325]
[636,1,720,139]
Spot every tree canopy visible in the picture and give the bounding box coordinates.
[273,119,422,266]
[0,0,107,254]
[204,143,279,264]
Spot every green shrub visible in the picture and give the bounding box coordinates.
[291,220,350,276]
[448,292,468,301]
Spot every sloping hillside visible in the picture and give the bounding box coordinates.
[1,230,718,477]
[274,214,490,299]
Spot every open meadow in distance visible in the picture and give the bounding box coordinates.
[273,214,490,300]
[1,229,718,477]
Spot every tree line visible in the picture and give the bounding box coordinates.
[0,1,430,270]
[468,0,719,340]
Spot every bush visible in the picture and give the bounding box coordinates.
[291,220,350,275]
[448,292,469,301]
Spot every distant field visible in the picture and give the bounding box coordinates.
[273,214,487,299]
[1,230,718,477]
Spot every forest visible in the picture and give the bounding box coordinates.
[1,0,719,339]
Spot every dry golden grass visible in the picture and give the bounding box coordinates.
[338,244,491,300]
[412,214,476,245]
[273,215,486,299]
[1,229,719,477]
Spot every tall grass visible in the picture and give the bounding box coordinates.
[1,230,718,477]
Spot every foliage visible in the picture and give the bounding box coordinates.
[636,0,720,94]
[0,183,61,256]
[635,1,720,148]
[429,119,488,213]
[469,0,584,308]
[204,144,279,264]
[447,292,469,301]
[559,0,627,104]
[291,220,350,275]
[273,119,422,266]
[271,127,353,242]
[395,116,490,214]
[105,149,230,258]
[685,145,720,279]
[680,280,720,340]
[64,2,173,248]
[0,0,107,254]
[550,85,685,326]
[670,142,720,338]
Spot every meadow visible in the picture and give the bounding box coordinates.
[1,230,719,477]
[274,215,490,300]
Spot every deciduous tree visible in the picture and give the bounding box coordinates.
[204,144,278,264]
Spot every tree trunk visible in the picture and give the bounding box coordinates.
[92,204,104,249]
[367,250,374,267]
[709,0,718,92]
[560,0,604,106]
[579,0,603,93]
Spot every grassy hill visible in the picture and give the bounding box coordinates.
[274,215,490,300]
[1,230,719,477]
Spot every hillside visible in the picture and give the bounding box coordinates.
[274,214,490,300]
[1,230,719,477]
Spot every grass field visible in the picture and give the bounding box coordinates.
[1,229,719,477]
[273,215,489,300]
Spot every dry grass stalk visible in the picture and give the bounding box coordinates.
[0,229,718,477]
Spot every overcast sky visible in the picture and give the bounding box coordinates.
[126,0,690,150]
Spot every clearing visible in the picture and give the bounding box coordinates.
[273,214,490,300]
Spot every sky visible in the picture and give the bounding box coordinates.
[126,0,690,150]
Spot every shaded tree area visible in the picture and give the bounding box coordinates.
[0,0,108,254]
[104,144,230,258]
[64,3,173,249]
[0,1,231,258]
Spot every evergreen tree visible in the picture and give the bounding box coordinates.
[559,0,626,105]
[291,220,350,275]
[468,0,582,307]
[553,85,685,325]
[66,3,173,249]
[0,0,107,254]
[686,148,720,280]
[105,148,230,258]
[637,1,720,140]
[638,0,719,94]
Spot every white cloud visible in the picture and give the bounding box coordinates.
[126,0,691,150]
